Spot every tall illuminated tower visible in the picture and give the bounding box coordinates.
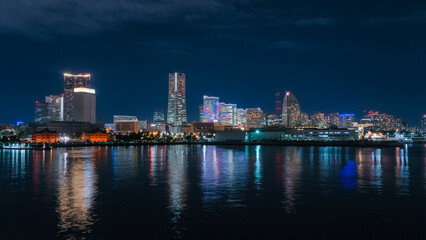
[275,89,282,116]
[63,73,91,121]
[167,72,187,125]
[73,88,96,124]
[282,91,301,127]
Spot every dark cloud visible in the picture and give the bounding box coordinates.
[0,0,234,36]
[0,0,340,38]
[293,17,335,26]
[269,40,301,49]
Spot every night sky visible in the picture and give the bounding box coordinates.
[1,0,425,125]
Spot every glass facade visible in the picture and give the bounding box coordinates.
[236,108,247,127]
[282,91,301,127]
[246,108,264,128]
[153,108,165,124]
[167,72,187,125]
[339,114,355,128]
[64,73,91,121]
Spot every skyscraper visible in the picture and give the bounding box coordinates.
[45,94,64,121]
[34,101,48,122]
[200,96,220,123]
[246,108,264,128]
[275,89,282,116]
[200,96,238,125]
[34,94,64,122]
[299,112,309,126]
[220,103,237,125]
[72,88,96,124]
[329,113,340,127]
[153,108,165,124]
[363,110,402,131]
[282,91,301,127]
[236,108,247,127]
[422,115,426,132]
[340,114,355,128]
[311,112,326,127]
[167,72,187,125]
[64,73,91,121]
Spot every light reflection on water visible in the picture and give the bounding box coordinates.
[0,145,425,238]
[201,146,248,209]
[167,145,188,238]
[56,148,98,239]
[281,147,301,214]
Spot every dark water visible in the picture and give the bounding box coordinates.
[1,144,426,239]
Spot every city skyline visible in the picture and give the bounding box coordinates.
[4,71,426,127]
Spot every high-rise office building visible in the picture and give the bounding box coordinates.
[236,108,247,127]
[421,115,426,132]
[299,112,309,126]
[153,108,165,124]
[275,89,282,116]
[64,73,91,121]
[114,115,138,133]
[34,94,64,122]
[220,103,237,125]
[282,91,301,127]
[167,72,187,125]
[72,88,96,124]
[200,96,220,123]
[34,101,48,122]
[138,120,148,130]
[340,114,355,128]
[246,108,264,128]
[329,113,340,127]
[45,94,64,121]
[266,114,282,127]
[200,96,238,126]
[311,112,326,127]
[363,110,402,131]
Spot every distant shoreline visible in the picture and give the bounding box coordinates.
[0,140,407,150]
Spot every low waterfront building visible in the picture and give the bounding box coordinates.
[33,128,58,143]
[148,123,168,132]
[246,128,357,142]
[213,129,246,142]
[82,130,108,142]
[114,115,138,133]
[214,124,235,131]
[169,125,190,136]
[29,121,104,138]
[104,123,116,133]
[189,122,215,135]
